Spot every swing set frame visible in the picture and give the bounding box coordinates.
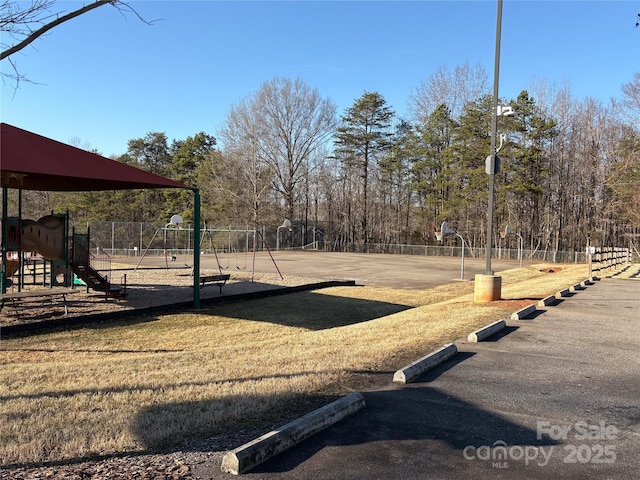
[135,225,283,281]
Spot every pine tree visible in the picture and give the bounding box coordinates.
[334,92,395,245]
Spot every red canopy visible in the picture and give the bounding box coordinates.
[0,123,190,191]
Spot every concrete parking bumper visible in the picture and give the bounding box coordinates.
[467,319,506,342]
[221,392,365,475]
[392,343,458,384]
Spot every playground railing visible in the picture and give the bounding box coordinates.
[72,234,111,276]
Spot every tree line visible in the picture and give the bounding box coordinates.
[13,69,640,256]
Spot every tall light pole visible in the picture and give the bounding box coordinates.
[486,0,503,275]
[475,0,504,302]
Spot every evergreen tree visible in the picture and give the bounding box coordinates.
[334,91,395,245]
[165,132,216,222]
[450,95,495,241]
[410,104,458,236]
[500,91,558,248]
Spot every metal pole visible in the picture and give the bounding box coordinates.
[18,185,23,291]
[518,233,523,268]
[1,183,8,294]
[485,0,503,275]
[456,233,466,280]
[251,229,257,282]
[193,189,201,309]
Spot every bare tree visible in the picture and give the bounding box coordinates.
[408,61,489,124]
[1,0,150,87]
[621,72,640,123]
[214,98,274,228]
[220,77,337,229]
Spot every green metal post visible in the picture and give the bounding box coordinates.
[1,184,7,294]
[193,188,201,309]
[18,186,22,291]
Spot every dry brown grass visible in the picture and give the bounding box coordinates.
[0,263,593,465]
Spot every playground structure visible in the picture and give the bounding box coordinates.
[135,216,284,281]
[1,212,126,298]
[1,122,203,306]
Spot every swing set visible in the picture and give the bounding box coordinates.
[135,217,283,281]
[207,228,250,271]
[206,227,283,281]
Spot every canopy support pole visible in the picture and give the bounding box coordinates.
[193,188,201,309]
[1,183,7,294]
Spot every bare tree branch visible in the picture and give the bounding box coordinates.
[1,0,156,93]
[1,0,116,61]
[1,54,42,98]
[0,0,56,34]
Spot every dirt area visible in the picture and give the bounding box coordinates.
[0,264,327,328]
[539,267,563,273]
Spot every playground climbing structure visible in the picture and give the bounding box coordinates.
[1,214,126,298]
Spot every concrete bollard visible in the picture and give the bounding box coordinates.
[393,343,458,384]
[473,274,502,302]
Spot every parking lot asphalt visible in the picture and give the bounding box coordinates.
[215,276,640,480]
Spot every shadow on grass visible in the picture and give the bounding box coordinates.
[199,290,413,330]
[133,391,346,453]
[1,280,363,338]
[0,370,345,403]
[0,387,347,470]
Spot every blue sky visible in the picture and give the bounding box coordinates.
[1,0,639,157]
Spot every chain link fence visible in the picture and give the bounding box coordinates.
[78,221,636,264]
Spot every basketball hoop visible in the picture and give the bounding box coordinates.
[435,231,443,242]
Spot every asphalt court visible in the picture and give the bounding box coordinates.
[129,250,524,289]
[214,276,640,480]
